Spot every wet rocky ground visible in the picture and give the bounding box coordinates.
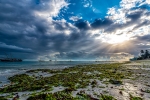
[0,61,149,100]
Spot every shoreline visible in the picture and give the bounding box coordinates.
[0,61,149,100]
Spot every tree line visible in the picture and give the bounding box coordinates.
[130,50,150,61]
[137,50,150,60]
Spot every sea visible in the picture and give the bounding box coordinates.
[0,61,114,86]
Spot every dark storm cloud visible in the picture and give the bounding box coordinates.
[73,18,113,30]
[75,20,90,30]
[91,18,113,29]
[0,42,33,53]
[134,34,150,42]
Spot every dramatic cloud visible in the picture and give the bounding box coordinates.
[0,0,150,60]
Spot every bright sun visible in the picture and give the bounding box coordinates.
[102,34,130,44]
[109,35,130,44]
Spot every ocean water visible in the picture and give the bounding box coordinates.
[0,61,113,86]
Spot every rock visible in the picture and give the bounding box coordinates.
[140,93,144,96]
[119,91,123,95]
[111,86,113,88]
[109,79,122,85]
[140,89,145,92]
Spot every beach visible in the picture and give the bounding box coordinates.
[0,61,150,100]
[1,0,150,100]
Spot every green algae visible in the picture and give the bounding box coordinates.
[100,94,116,100]
[0,63,133,100]
[129,94,143,100]
[27,91,75,100]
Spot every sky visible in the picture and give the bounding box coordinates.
[0,0,150,61]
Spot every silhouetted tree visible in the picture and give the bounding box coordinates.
[136,50,150,60]
[140,50,144,59]
[145,50,150,59]
[131,50,150,60]
[141,50,144,53]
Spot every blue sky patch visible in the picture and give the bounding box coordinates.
[53,0,121,23]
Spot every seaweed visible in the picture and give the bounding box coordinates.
[27,91,75,100]
[129,94,143,100]
[100,94,116,100]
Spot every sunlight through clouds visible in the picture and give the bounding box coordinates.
[100,34,131,44]
[0,0,150,60]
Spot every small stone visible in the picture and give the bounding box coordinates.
[140,93,144,96]
[141,89,145,92]
[119,91,123,95]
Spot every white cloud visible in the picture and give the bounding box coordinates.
[84,3,90,7]
[34,0,69,20]
[107,0,149,24]
[146,0,150,4]
[107,7,127,24]
[82,0,92,8]
[92,7,101,13]
[69,16,82,21]
[120,0,143,9]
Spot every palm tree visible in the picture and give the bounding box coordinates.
[141,50,144,53]
[145,50,149,59]
[140,50,144,59]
